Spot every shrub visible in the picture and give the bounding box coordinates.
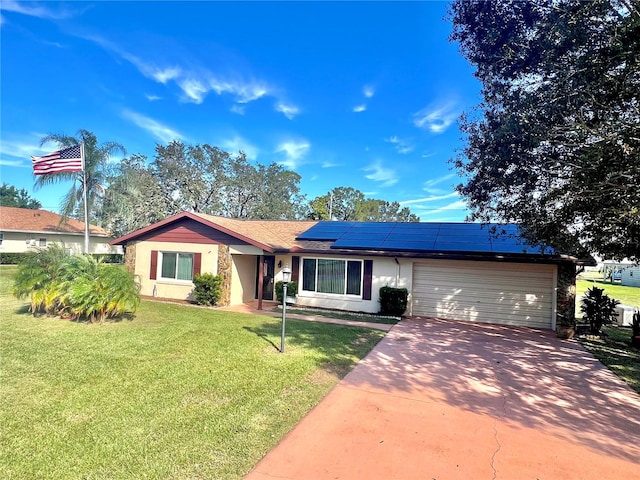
[379,286,408,316]
[275,281,298,304]
[193,273,223,306]
[0,252,35,265]
[580,286,620,335]
[13,245,140,322]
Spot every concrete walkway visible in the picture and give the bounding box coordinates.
[245,317,640,480]
[219,301,394,331]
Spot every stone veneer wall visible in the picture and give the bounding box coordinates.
[556,262,577,329]
[124,242,136,274]
[217,244,232,306]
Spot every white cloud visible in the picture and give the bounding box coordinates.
[363,85,375,98]
[275,102,300,120]
[413,101,459,134]
[353,104,367,113]
[321,161,341,168]
[399,192,459,206]
[385,135,414,154]
[419,200,467,215]
[276,140,310,170]
[82,35,274,106]
[121,109,183,143]
[0,0,80,19]
[230,104,246,115]
[423,173,456,195]
[363,161,398,187]
[220,135,258,160]
[145,94,162,101]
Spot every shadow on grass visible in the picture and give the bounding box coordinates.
[244,319,384,378]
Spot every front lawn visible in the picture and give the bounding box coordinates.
[0,266,384,479]
[576,278,640,308]
[578,326,640,394]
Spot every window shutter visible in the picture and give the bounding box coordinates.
[363,259,373,300]
[193,252,202,277]
[150,250,158,280]
[291,256,300,283]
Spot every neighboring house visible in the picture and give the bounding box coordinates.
[0,206,121,255]
[111,212,592,331]
[601,261,640,287]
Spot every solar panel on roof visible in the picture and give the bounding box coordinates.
[297,221,555,256]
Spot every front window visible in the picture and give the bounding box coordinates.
[39,238,47,247]
[161,252,194,281]
[0,232,3,246]
[302,258,362,296]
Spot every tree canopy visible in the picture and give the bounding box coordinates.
[449,0,640,261]
[307,187,419,222]
[0,183,41,209]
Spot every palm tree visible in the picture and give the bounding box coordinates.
[36,129,126,223]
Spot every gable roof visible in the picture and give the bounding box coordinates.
[110,212,590,263]
[0,206,110,236]
[110,211,317,252]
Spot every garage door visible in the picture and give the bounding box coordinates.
[412,260,556,329]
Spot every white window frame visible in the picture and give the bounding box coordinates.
[159,251,195,282]
[301,257,363,297]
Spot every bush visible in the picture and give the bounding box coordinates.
[12,245,140,322]
[580,286,620,335]
[379,286,408,316]
[193,273,223,306]
[91,253,123,264]
[275,281,298,304]
[0,252,34,265]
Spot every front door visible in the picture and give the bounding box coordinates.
[256,256,275,301]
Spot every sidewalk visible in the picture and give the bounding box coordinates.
[218,301,393,332]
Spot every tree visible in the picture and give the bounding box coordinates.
[449,0,640,261]
[100,154,169,237]
[0,183,41,209]
[36,130,126,224]
[151,141,305,220]
[307,187,419,222]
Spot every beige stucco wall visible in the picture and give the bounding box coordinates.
[231,254,257,305]
[0,230,120,254]
[135,240,219,300]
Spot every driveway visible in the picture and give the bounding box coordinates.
[245,317,640,480]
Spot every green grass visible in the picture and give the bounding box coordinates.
[576,278,640,309]
[578,326,640,394]
[0,266,384,479]
[273,306,400,325]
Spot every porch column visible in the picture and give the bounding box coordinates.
[257,255,264,310]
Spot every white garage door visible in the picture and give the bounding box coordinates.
[412,260,556,329]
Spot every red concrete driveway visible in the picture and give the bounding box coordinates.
[245,317,640,480]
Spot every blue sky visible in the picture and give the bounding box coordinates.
[0,1,481,221]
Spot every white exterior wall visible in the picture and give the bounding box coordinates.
[292,254,400,314]
[0,230,120,254]
[135,240,218,300]
[621,267,640,287]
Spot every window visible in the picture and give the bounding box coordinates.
[161,252,194,281]
[302,258,362,296]
[39,238,47,247]
[0,232,3,246]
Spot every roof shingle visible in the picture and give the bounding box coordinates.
[0,206,110,236]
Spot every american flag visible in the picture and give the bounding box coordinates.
[31,144,84,176]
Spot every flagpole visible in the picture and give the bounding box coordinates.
[81,143,89,255]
